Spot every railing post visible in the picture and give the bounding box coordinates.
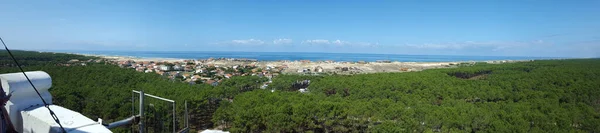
[139,90,144,133]
[185,100,188,127]
[132,91,135,132]
[173,101,176,133]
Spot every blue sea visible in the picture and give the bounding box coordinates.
[54,50,557,62]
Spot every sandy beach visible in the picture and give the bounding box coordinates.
[76,53,531,74]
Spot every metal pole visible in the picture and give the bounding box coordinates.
[132,91,135,133]
[185,101,188,127]
[139,90,145,133]
[133,90,175,102]
[173,101,176,133]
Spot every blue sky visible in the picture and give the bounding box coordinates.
[1,0,599,57]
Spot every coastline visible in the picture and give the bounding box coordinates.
[74,53,188,62]
[71,52,533,74]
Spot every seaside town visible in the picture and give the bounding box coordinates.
[62,55,531,87]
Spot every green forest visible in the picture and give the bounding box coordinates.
[2,50,600,132]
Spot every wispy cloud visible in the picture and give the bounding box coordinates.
[331,40,349,45]
[220,39,265,45]
[273,38,293,44]
[301,39,376,47]
[302,39,331,45]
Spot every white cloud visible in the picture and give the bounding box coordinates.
[273,38,293,44]
[227,39,264,45]
[302,39,331,44]
[301,39,378,47]
[332,40,349,45]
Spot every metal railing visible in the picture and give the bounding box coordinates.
[131,90,189,133]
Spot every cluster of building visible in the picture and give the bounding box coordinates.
[54,59,108,67]
[106,58,285,86]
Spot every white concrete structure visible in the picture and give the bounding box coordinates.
[201,129,229,133]
[1,71,112,133]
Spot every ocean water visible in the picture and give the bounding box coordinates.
[55,51,556,62]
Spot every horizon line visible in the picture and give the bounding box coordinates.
[29,49,569,58]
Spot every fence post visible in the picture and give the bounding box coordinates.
[139,90,145,133]
[173,101,176,133]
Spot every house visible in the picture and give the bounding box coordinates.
[300,60,311,63]
[265,73,273,79]
[195,69,204,73]
[182,73,191,79]
[225,74,233,79]
[173,65,183,71]
[400,68,409,71]
[156,71,169,77]
[159,65,171,71]
[314,66,324,73]
[205,80,218,86]
[68,59,80,63]
[184,66,193,72]
[145,69,153,73]
[118,61,132,68]
[299,88,308,93]
[304,69,311,72]
[341,67,349,71]
[169,71,181,77]
[192,75,202,81]
[136,67,146,72]
[376,60,391,63]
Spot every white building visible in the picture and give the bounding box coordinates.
[144,69,153,73]
[299,88,308,93]
[195,69,204,73]
[173,65,183,71]
[160,65,171,71]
